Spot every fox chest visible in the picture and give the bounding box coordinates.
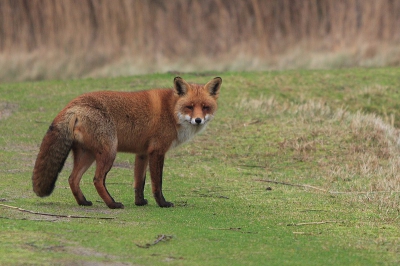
[171,123,206,148]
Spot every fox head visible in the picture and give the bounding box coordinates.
[174,77,222,126]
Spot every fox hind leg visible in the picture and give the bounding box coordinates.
[69,145,95,206]
[93,143,124,209]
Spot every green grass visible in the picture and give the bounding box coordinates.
[1,69,400,265]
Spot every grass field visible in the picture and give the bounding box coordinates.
[1,68,400,265]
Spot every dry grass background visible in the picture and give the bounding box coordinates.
[1,0,400,82]
[238,95,400,213]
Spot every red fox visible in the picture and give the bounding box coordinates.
[32,77,222,209]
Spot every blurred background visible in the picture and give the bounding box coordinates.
[1,0,400,82]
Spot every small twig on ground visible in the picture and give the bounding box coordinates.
[237,164,266,168]
[255,179,400,194]
[209,227,256,234]
[209,227,242,231]
[254,179,327,192]
[0,203,115,220]
[136,234,173,248]
[287,221,339,226]
[329,191,400,194]
[299,209,327,212]
[243,119,261,126]
[197,193,229,199]
[292,232,318,235]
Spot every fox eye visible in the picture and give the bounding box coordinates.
[203,106,210,111]
[186,106,194,110]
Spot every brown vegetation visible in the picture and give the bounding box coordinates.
[239,96,400,212]
[1,0,400,81]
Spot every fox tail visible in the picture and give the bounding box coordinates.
[32,113,76,197]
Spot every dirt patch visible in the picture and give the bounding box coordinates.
[65,246,133,266]
[0,102,18,120]
[113,161,132,169]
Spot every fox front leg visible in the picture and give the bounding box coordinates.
[134,154,149,206]
[149,153,174,207]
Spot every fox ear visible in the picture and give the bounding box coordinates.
[205,77,222,97]
[174,77,190,96]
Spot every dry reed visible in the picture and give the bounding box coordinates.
[1,0,400,81]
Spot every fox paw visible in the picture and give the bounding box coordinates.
[159,201,174,208]
[79,200,93,206]
[135,199,148,206]
[107,202,124,209]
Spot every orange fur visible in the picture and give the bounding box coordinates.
[32,77,222,209]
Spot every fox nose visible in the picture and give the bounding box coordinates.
[195,118,202,124]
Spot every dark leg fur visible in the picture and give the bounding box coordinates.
[134,154,149,206]
[149,153,174,207]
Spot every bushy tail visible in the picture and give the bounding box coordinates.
[32,114,75,197]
